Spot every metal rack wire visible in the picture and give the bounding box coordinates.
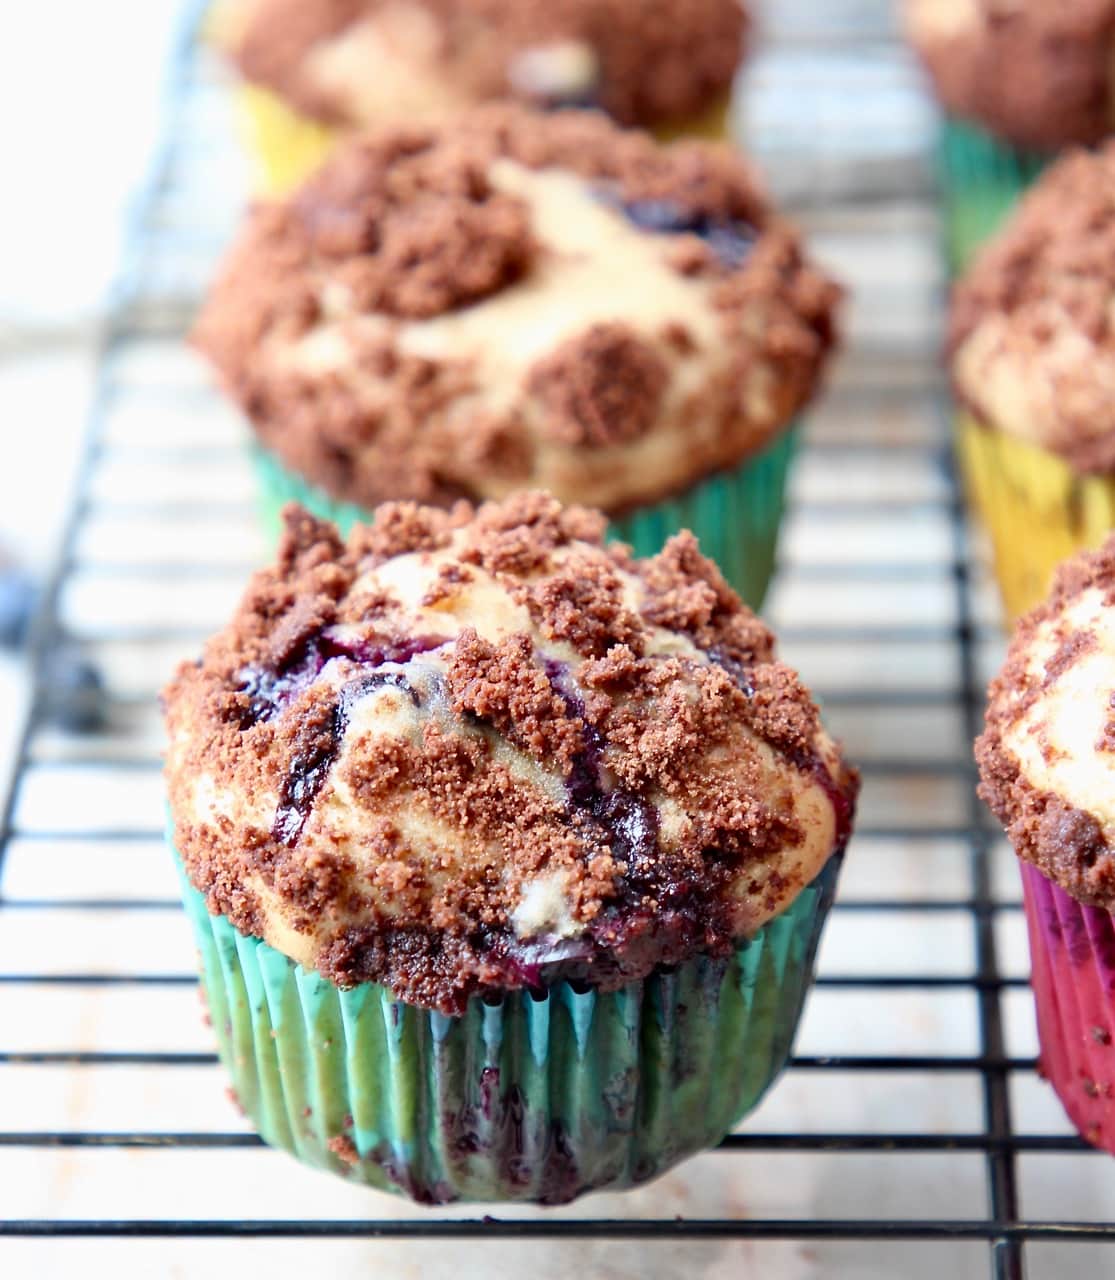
[2,2,1114,1277]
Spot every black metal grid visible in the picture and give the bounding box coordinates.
[1,3,1113,1276]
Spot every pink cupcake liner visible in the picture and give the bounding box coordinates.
[1020,861,1115,1150]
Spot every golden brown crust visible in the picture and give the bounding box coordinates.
[231,0,748,131]
[193,105,840,515]
[905,0,1115,150]
[977,534,1115,906]
[164,496,857,1013]
[948,145,1115,473]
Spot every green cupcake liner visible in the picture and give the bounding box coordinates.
[174,842,840,1204]
[251,427,797,612]
[938,119,1050,273]
[608,429,796,612]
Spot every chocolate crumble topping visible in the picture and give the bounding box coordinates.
[446,628,584,771]
[527,324,668,447]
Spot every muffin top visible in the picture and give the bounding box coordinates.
[978,535,1115,907]
[164,495,858,1014]
[904,0,1115,150]
[194,106,839,515]
[220,0,748,132]
[948,144,1115,473]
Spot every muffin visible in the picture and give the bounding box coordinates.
[977,535,1115,1152]
[904,0,1115,268]
[163,493,858,1203]
[193,105,840,609]
[949,142,1115,623]
[213,0,750,193]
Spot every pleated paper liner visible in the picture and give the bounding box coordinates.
[649,95,733,144]
[175,843,841,1204]
[237,85,338,196]
[938,119,1049,273]
[1020,862,1115,1153]
[955,413,1115,625]
[252,426,797,613]
[236,85,735,198]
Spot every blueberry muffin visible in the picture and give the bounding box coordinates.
[215,0,750,191]
[907,0,1115,152]
[949,142,1115,621]
[978,534,1115,1152]
[905,0,1115,266]
[164,493,858,1202]
[193,105,841,607]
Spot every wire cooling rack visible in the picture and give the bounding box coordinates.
[2,2,1114,1277]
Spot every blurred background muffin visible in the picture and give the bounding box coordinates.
[904,0,1115,268]
[213,0,751,192]
[949,142,1115,623]
[978,535,1115,1153]
[193,104,841,608]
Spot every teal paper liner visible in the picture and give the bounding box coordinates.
[174,842,840,1204]
[252,445,371,544]
[251,426,797,612]
[608,429,796,611]
[938,119,1050,273]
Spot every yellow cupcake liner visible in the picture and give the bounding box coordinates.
[956,413,1115,623]
[652,95,733,144]
[238,86,339,196]
[236,84,735,197]
[202,0,238,48]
